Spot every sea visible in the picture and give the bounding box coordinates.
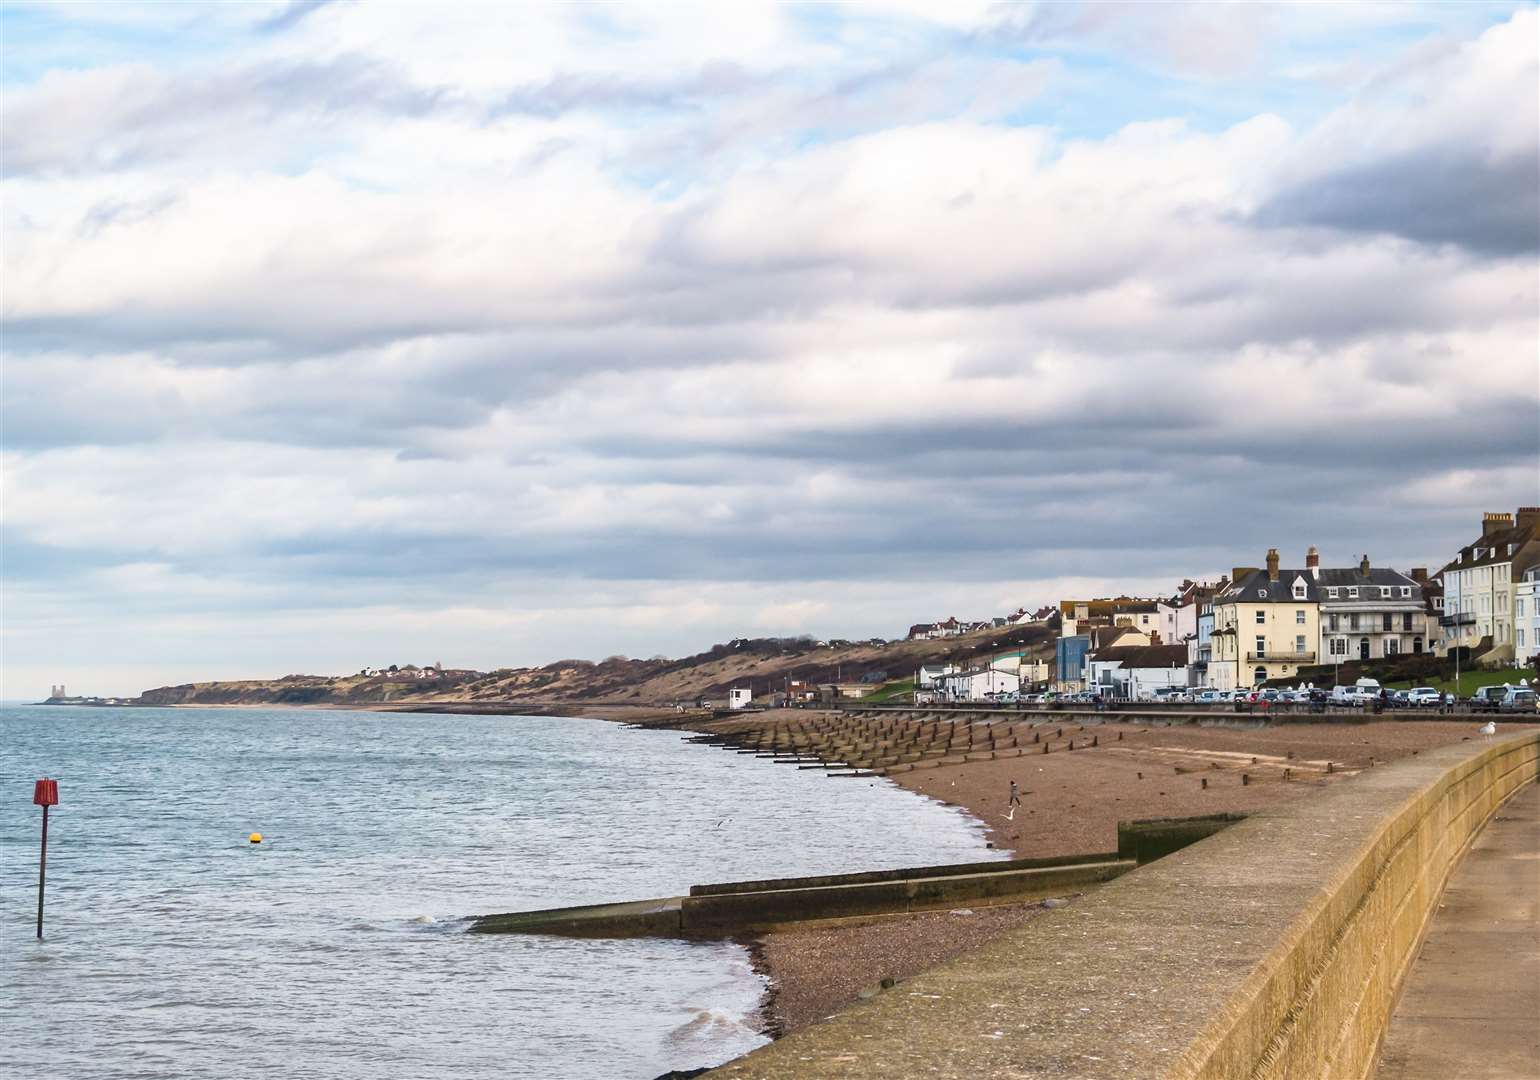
[0,705,1002,1079]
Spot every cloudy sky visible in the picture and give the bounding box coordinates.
[3,1,1537,697]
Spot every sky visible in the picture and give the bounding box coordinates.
[2,1,1538,698]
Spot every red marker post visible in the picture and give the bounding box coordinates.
[33,778,59,940]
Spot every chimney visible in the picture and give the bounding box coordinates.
[1360,553,1370,575]
[1410,567,1428,584]
[1305,545,1319,569]
[1482,511,1513,538]
[1266,548,1280,582]
[1517,506,1540,532]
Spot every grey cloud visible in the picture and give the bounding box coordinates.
[1254,147,1540,255]
[2,54,451,176]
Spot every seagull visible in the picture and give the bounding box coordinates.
[1478,721,1497,739]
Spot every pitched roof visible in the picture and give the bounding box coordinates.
[1220,569,1320,603]
[1089,625,1145,649]
[1088,644,1189,669]
[1439,521,1540,576]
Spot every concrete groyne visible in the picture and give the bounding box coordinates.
[706,729,1540,1079]
[469,853,1135,938]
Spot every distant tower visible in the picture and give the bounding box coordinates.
[50,684,66,699]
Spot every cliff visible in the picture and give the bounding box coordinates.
[133,624,1054,709]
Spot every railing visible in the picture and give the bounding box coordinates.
[1245,650,1317,663]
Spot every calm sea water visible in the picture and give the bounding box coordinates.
[0,705,1000,1079]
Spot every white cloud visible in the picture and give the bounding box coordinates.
[2,3,1536,697]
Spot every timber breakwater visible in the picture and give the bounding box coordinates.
[705,728,1540,1079]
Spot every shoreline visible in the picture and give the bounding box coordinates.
[697,715,1537,1041]
[27,699,1531,1057]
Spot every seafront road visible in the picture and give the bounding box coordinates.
[1375,781,1540,1079]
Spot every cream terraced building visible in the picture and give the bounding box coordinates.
[1210,549,1322,690]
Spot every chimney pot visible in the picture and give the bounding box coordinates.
[1306,545,1319,569]
[1266,548,1280,582]
[1482,511,1514,538]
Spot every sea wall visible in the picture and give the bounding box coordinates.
[708,729,1540,1079]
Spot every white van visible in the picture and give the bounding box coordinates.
[1331,678,1381,705]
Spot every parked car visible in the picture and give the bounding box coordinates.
[1470,685,1511,712]
[1498,687,1537,713]
[1405,687,1441,707]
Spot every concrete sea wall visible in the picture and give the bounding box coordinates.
[708,729,1540,1079]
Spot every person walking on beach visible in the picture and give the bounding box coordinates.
[1009,780,1021,808]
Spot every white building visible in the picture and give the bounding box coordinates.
[1314,551,1434,662]
[728,687,752,709]
[1518,567,1540,664]
[1438,508,1540,660]
[1086,644,1190,700]
[916,663,956,689]
[936,666,1018,701]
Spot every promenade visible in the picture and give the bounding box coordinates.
[1376,781,1540,1080]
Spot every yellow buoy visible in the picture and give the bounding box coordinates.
[248,832,263,844]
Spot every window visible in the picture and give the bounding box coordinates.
[1257,589,1267,598]
[1403,613,1413,631]
[1382,613,1393,632]
[1296,609,1306,624]
[1350,614,1360,631]
[1329,614,1340,630]
[1295,634,1306,652]
[1327,587,1339,599]
[1293,581,1306,599]
[1498,591,1508,608]
[1255,610,1266,624]
[1255,635,1266,655]
[1519,629,1527,648]
[1520,599,1527,617]
[1253,666,1267,686]
[1330,638,1347,656]
[1400,587,1412,598]
[1141,615,1149,625]
[1347,587,1358,599]
[1387,638,1400,656]
[1379,587,1391,599]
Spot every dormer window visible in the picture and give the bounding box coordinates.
[1400,586,1412,598]
[1257,589,1267,598]
[1347,587,1358,599]
[1327,587,1339,599]
[1474,548,1484,560]
[1380,587,1392,599]
[1292,580,1306,599]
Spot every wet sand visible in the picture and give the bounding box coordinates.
[751,718,1535,1035]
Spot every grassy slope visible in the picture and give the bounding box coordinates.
[133,625,1055,706]
[1381,667,1534,695]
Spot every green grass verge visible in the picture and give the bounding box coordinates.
[860,677,915,704]
[1381,667,1534,694]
